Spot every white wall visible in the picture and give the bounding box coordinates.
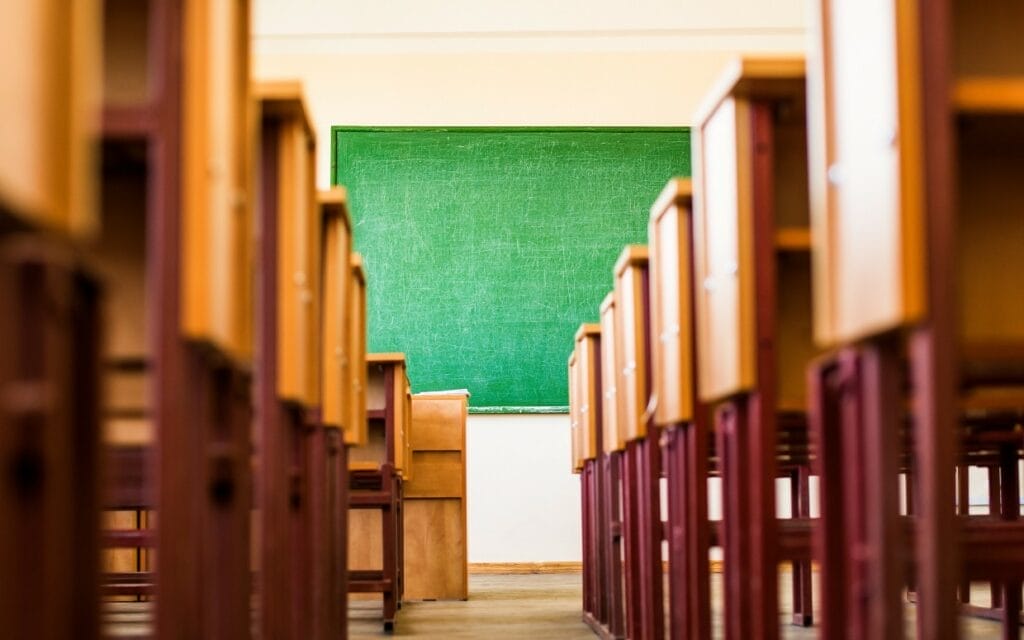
[466,415,581,562]
[253,0,809,563]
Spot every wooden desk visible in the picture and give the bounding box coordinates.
[347,255,368,446]
[569,351,583,474]
[0,243,103,639]
[319,188,353,433]
[403,394,468,601]
[257,80,320,640]
[314,187,354,639]
[613,246,651,443]
[0,1,97,238]
[611,244,664,639]
[258,80,320,409]
[806,2,1024,637]
[92,2,257,638]
[648,178,711,639]
[573,324,616,633]
[349,352,410,631]
[692,56,814,640]
[599,292,624,454]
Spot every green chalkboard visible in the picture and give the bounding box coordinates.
[331,127,690,412]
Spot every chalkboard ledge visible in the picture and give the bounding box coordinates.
[469,406,569,415]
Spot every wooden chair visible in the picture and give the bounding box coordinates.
[691,57,816,640]
[806,1,1024,638]
[315,187,356,639]
[256,80,320,640]
[597,291,627,640]
[0,4,103,637]
[614,245,667,639]
[92,1,256,637]
[349,352,412,631]
[571,324,610,634]
[404,393,469,601]
[648,178,711,640]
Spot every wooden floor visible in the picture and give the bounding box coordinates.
[103,571,1016,638]
[351,573,595,639]
[352,572,1015,639]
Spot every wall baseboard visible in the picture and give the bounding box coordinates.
[469,562,583,574]
[467,560,810,575]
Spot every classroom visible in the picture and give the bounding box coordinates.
[1,0,1022,638]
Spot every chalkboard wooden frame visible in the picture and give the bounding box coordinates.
[331,126,690,413]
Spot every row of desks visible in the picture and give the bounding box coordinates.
[0,3,373,639]
[570,0,1024,636]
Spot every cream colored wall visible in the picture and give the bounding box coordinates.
[253,0,807,562]
[254,0,807,188]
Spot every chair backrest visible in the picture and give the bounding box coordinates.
[575,324,601,461]
[648,178,696,428]
[613,245,650,443]
[318,188,353,432]
[257,82,320,407]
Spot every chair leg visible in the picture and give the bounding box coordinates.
[665,422,711,640]
[636,432,664,639]
[717,396,778,640]
[622,443,642,639]
[998,445,1021,640]
[809,346,903,640]
[606,453,626,639]
[956,465,971,606]
[809,356,849,639]
[790,466,813,627]
[989,466,1004,609]
[382,479,398,631]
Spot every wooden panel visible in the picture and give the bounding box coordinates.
[304,140,321,408]
[403,500,468,601]
[180,0,252,361]
[92,152,148,360]
[364,356,409,472]
[366,365,386,411]
[953,0,1024,78]
[649,179,694,427]
[348,509,382,571]
[773,102,818,410]
[410,395,467,451]
[276,117,311,401]
[319,190,352,429]
[808,0,925,345]
[0,0,98,237]
[349,421,386,468]
[569,352,582,472]
[402,381,413,480]
[694,97,756,401]
[957,120,1024,346]
[774,116,810,231]
[575,327,600,460]
[403,452,463,498]
[102,0,149,106]
[776,253,817,409]
[104,419,152,447]
[257,88,323,419]
[394,366,410,475]
[599,293,623,452]
[102,510,144,603]
[614,246,650,442]
[346,255,368,446]
[405,394,466,596]
[107,370,150,415]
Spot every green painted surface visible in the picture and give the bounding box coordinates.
[332,127,690,411]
